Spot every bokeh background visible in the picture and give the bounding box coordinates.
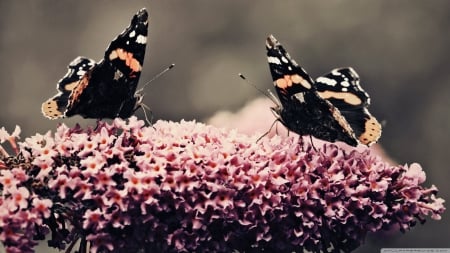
[0,1,449,252]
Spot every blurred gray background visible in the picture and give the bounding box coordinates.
[0,1,449,252]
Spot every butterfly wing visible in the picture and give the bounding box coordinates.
[266,35,359,146]
[266,34,315,106]
[316,68,369,109]
[63,8,148,119]
[315,68,382,145]
[42,8,148,120]
[41,57,96,119]
[104,7,148,118]
[104,7,148,84]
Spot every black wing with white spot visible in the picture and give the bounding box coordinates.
[41,57,96,119]
[64,8,148,119]
[315,67,381,146]
[42,8,148,120]
[104,7,148,82]
[57,57,96,93]
[266,35,316,105]
[315,67,370,109]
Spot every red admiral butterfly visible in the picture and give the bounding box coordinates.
[42,8,148,120]
[266,35,381,146]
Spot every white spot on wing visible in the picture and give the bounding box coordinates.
[77,70,86,76]
[281,56,288,63]
[341,81,350,87]
[268,56,281,65]
[331,69,341,76]
[317,77,337,86]
[136,35,147,44]
[129,30,136,38]
[114,70,123,81]
[294,93,305,103]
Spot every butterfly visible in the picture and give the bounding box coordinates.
[266,34,381,146]
[42,8,148,120]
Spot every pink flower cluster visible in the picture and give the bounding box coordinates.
[0,117,445,253]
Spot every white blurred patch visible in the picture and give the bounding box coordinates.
[317,77,337,86]
[136,35,147,44]
[268,56,281,65]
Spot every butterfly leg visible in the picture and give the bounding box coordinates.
[256,119,281,143]
[133,94,154,127]
[138,103,154,127]
[309,135,317,152]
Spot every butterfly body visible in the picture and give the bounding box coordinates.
[273,90,359,146]
[266,35,381,146]
[42,8,148,120]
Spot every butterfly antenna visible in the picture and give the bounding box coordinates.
[238,73,281,106]
[136,63,175,93]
